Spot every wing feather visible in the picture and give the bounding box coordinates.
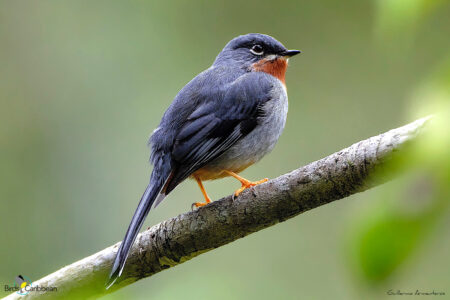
[165,72,274,193]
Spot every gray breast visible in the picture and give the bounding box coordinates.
[205,81,288,174]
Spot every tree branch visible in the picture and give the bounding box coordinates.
[3,117,430,300]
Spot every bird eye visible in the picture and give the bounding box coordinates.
[250,44,264,56]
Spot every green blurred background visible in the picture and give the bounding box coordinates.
[1,0,449,299]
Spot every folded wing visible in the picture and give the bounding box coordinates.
[164,72,274,194]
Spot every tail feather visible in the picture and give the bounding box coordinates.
[106,174,168,288]
[153,193,166,208]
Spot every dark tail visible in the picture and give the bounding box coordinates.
[106,168,170,288]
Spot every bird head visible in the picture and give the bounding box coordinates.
[213,33,300,83]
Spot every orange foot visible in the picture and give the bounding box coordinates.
[191,176,212,209]
[224,170,269,197]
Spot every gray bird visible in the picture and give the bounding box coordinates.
[107,33,300,287]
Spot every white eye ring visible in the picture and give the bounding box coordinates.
[250,45,264,56]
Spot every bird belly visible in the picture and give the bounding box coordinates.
[192,83,288,181]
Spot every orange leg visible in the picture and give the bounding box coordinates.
[224,170,268,197]
[192,176,212,208]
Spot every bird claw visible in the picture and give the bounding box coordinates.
[233,178,269,198]
[191,201,209,211]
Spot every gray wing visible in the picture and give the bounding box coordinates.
[164,72,274,193]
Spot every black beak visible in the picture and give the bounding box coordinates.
[280,50,301,57]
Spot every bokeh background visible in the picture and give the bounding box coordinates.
[1,1,449,299]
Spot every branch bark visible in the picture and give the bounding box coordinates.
[3,117,430,300]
